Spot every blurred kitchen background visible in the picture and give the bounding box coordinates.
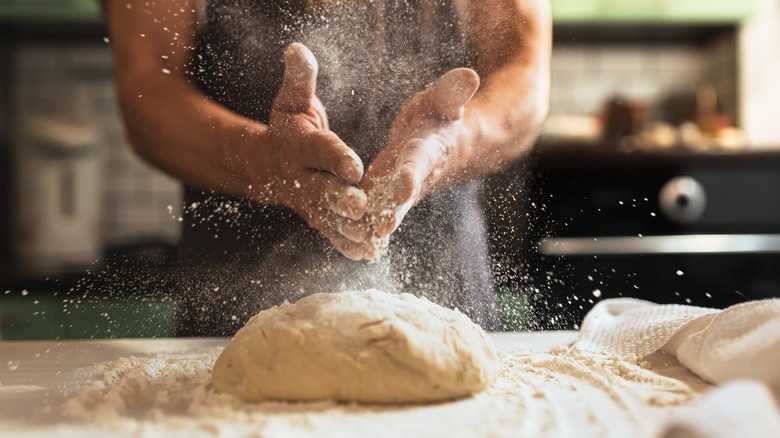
[1,0,779,338]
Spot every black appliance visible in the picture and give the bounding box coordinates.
[522,145,780,329]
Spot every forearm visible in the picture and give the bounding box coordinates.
[447,0,552,184]
[106,0,271,203]
[117,72,269,201]
[454,54,550,180]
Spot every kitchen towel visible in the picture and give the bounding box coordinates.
[576,297,780,437]
[660,379,780,438]
[575,297,780,389]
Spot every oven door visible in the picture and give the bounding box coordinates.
[522,149,780,329]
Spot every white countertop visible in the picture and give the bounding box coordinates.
[0,332,708,438]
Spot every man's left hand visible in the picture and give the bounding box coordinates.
[356,68,480,260]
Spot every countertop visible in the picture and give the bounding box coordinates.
[0,332,711,437]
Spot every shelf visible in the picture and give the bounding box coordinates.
[552,23,734,45]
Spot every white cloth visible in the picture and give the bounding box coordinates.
[576,298,780,438]
[661,380,780,438]
[575,298,780,389]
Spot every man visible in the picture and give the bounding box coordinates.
[104,0,550,335]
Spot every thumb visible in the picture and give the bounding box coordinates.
[275,43,319,112]
[428,68,480,120]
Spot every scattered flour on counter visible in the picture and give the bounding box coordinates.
[55,345,704,438]
[0,384,45,393]
[60,350,219,427]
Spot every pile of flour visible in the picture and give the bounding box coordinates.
[56,346,702,437]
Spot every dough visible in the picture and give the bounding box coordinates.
[212,289,498,403]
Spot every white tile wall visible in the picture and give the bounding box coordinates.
[549,40,732,121]
[12,43,182,246]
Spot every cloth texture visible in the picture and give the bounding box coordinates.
[661,380,780,438]
[576,298,780,388]
[577,297,780,438]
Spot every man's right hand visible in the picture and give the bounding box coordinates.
[253,43,369,260]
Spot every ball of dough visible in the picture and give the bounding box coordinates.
[212,289,498,403]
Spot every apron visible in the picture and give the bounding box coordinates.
[175,0,499,335]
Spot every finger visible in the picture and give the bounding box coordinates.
[300,130,364,184]
[327,185,368,220]
[384,138,441,207]
[328,214,370,243]
[309,171,367,219]
[342,219,371,243]
[400,138,442,198]
[303,193,369,243]
[428,68,480,120]
[312,96,330,131]
[373,194,414,237]
[321,229,367,261]
[275,43,319,113]
[309,212,370,244]
[371,139,438,237]
[370,171,411,237]
[363,235,389,261]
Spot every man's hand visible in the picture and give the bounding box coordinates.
[257,43,370,259]
[355,68,480,260]
[107,0,549,263]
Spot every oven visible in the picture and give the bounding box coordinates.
[521,146,780,329]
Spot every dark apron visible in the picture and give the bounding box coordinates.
[175,0,498,336]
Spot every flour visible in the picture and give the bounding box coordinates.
[60,351,218,426]
[362,174,407,260]
[57,345,701,437]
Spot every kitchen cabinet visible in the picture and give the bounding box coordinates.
[553,0,755,24]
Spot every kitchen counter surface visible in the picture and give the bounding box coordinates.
[0,332,711,437]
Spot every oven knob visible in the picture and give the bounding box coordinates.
[659,176,706,223]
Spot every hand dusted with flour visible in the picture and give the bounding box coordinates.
[212,289,498,403]
[104,0,551,335]
[358,68,481,260]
